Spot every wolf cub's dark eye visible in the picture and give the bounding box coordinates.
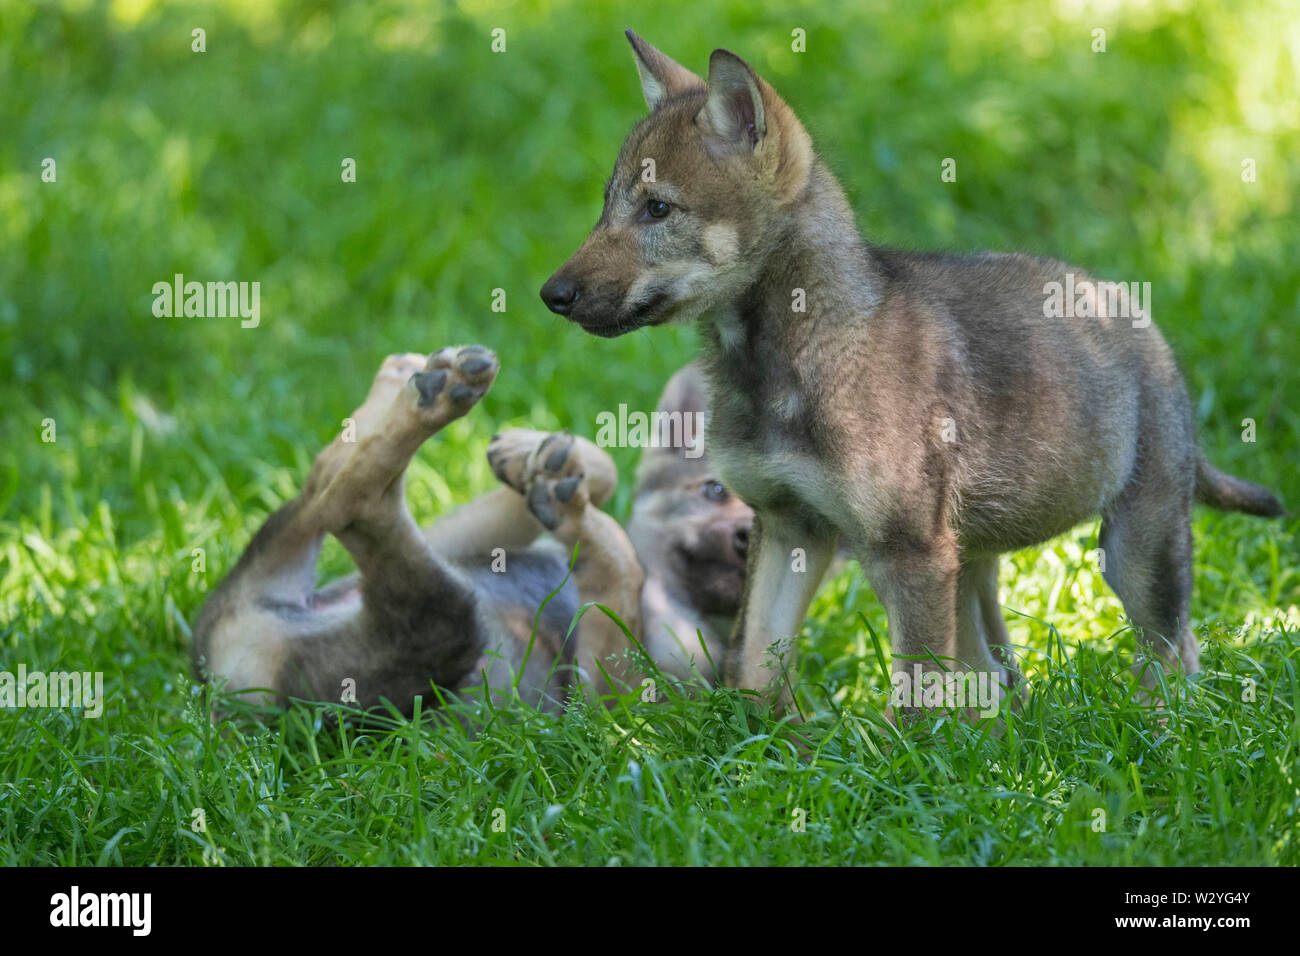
[646,199,672,219]
[702,480,729,503]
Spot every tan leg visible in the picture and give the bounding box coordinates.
[421,430,618,562]
[493,431,643,701]
[302,353,428,500]
[725,512,836,713]
[488,430,617,506]
[194,352,432,688]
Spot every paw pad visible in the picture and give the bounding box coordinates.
[406,345,499,421]
[448,383,479,403]
[519,432,588,532]
[544,442,571,473]
[554,474,582,503]
[411,370,448,407]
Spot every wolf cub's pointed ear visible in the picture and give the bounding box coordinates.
[650,364,709,459]
[699,50,766,154]
[657,362,710,423]
[699,49,813,201]
[626,30,703,111]
[634,363,712,493]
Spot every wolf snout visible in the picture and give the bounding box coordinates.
[540,275,580,315]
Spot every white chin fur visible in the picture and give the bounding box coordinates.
[624,260,748,328]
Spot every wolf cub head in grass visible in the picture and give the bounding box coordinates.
[540,31,815,336]
[628,363,753,617]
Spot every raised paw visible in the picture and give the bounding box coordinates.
[403,345,499,432]
[518,432,589,534]
[303,351,428,497]
[356,353,426,427]
[487,429,553,492]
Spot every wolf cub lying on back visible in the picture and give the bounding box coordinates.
[192,350,752,714]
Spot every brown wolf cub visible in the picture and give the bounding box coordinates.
[541,32,1286,716]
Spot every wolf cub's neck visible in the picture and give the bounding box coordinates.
[702,161,878,357]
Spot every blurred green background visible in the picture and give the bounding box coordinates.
[1,0,1296,666]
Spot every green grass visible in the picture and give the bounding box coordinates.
[2,0,1297,865]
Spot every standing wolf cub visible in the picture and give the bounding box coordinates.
[541,31,1287,715]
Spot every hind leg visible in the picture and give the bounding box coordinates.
[302,353,429,500]
[193,351,428,702]
[957,556,1021,690]
[493,431,644,701]
[291,347,507,704]
[196,347,506,713]
[418,430,618,563]
[1099,476,1200,689]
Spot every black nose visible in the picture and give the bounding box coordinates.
[541,276,580,315]
[733,523,750,558]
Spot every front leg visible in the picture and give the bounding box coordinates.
[725,512,835,713]
[861,532,970,723]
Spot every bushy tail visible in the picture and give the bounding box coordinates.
[1195,452,1288,518]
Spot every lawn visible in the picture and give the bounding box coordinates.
[1,0,1297,865]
